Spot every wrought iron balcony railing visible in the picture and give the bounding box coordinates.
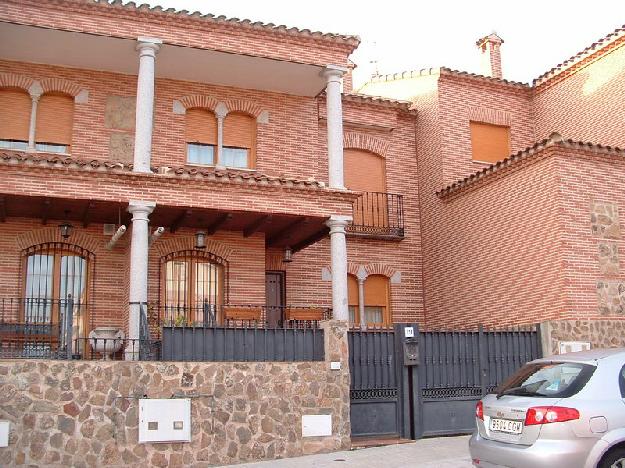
[347,191,405,238]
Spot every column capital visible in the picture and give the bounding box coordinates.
[214,102,228,119]
[136,37,162,56]
[28,81,43,100]
[326,215,352,234]
[321,65,348,83]
[128,200,156,218]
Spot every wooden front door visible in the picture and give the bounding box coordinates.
[265,271,285,327]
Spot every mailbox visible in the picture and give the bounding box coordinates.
[403,337,419,366]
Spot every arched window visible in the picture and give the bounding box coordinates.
[0,87,31,150]
[21,242,93,356]
[161,250,227,326]
[35,92,74,153]
[363,275,390,326]
[344,149,388,226]
[185,108,218,165]
[348,273,391,327]
[222,112,256,169]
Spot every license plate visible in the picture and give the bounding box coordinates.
[489,418,523,434]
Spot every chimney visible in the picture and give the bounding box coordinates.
[476,33,504,79]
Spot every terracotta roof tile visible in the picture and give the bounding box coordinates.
[342,92,414,111]
[0,150,337,192]
[89,0,360,49]
[436,133,625,198]
[534,24,625,86]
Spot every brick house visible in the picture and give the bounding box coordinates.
[0,0,424,353]
[1,0,624,464]
[359,26,625,350]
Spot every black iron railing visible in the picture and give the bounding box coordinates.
[348,191,404,238]
[0,299,330,361]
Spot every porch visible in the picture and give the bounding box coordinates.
[0,187,349,362]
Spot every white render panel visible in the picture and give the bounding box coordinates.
[302,414,332,437]
[139,399,191,443]
[0,421,9,447]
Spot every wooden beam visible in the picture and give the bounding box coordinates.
[243,214,272,238]
[41,198,51,225]
[267,217,309,247]
[206,213,233,236]
[292,227,330,252]
[0,196,5,222]
[170,209,192,233]
[81,201,96,228]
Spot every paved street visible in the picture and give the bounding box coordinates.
[229,435,473,467]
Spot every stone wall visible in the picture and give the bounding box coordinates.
[541,319,625,355]
[0,321,351,467]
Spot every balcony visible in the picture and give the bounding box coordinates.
[347,192,405,239]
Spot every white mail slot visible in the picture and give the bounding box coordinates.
[139,399,191,443]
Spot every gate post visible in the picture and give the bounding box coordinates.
[478,325,487,396]
[394,323,422,440]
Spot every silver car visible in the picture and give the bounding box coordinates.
[469,348,625,468]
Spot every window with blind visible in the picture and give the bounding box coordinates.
[185,108,217,165]
[0,88,31,150]
[470,121,510,164]
[222,112,256,169]
[35,92,74,153]
[344,149,387,226]
[348,273,391,327]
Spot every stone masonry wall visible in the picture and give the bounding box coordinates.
[0,321,351,467]
[542,319,625,355]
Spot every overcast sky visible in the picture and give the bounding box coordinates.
[139,0,624,87]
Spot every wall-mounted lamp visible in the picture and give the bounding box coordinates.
[59,210,73,239]
[283,246,293,263]
[195,231,207,249]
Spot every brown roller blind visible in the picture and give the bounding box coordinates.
[348,274,359,307]
[470,121,510,163]
[223,112,255,149]
[0,88,31,142]
[185,108,217,145]
[364,275,389,307]
[344,149,386,192]
[35,93,74,145]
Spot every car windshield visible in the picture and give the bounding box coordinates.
[494,361,596,399]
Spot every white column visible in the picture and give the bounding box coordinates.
[214,103,228,169]
[357,270,367,330]
[133,37,162,173]
[326,215,351,321]
[126,200,156,360]
[27,93,40,151]
[322,65,348,189]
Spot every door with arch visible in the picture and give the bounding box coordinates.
[22,242,92,356]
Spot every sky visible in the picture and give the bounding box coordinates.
[138,0,625,87]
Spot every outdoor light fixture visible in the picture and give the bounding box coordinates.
[195,231,207,249]
[283,246,293,263]
[59,211,73,239]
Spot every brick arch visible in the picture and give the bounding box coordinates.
[0,73,33,92]
[39,78,82,97]
[178,94,220,112]
[154,235,233,261]
[15,227,100,254]
[223,99,263,118]
[344,132,389,158]
[347,262,361,276]
[364,263,396,278]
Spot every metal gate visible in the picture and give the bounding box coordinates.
[348,324,543,440]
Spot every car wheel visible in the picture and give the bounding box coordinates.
[600,448,625,468]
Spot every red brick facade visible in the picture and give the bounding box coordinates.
[361,25,625,328]
[0,0,425,332]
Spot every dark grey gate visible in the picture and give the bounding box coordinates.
[348,324,543,440]
[348,328,402,438]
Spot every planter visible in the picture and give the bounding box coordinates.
[88,327,125,360]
